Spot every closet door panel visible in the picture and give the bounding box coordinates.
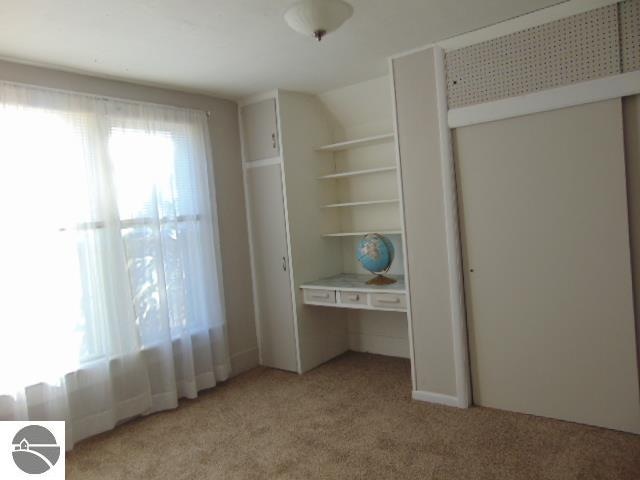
[246,164,297,371]
[454,99,640,433]
[241,99,279,162]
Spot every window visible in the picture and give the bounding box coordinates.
[0,83,226,400]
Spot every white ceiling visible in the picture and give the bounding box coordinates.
[0,0,564,99]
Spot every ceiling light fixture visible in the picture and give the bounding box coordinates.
[284,0,353,42]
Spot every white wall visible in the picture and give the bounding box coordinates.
[317,76,410,359]
[0,59,259,377]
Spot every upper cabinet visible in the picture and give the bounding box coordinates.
[241,98,279,162]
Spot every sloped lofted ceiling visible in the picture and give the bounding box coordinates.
[0,0,563,98]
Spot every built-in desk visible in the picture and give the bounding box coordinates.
[300,273,407,312]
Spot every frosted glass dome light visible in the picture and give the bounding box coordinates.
[284,0,353,41]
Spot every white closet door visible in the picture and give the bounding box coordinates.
[246,163,298,372]
[454,99,640,433]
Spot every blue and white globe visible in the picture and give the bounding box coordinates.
[357,233,395,279]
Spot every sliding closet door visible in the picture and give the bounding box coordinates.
[246,163,297,372]
[454,99,640,433]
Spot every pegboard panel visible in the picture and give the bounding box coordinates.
[445,5,621,109]
[620,0,640,72]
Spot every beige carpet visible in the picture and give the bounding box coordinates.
[67,352,640,479]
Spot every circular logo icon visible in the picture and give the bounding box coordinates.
[11,425,61,474]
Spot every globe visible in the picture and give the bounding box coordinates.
[357,233,396,285]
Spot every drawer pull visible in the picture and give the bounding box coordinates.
[378,297,400,304]
[347,294,360,301]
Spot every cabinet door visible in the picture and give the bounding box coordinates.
[246,163,297,372]
[241,99,279,162]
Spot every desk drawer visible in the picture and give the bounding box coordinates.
[303,289,336,305]
[338,291,368,306]
[370,292,406,310]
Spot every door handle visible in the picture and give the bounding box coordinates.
[272,133,277,149]
[282,256,287,271]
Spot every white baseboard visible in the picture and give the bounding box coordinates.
[412,390,466,408]
[348,333,410,359]
[230,347,259,377]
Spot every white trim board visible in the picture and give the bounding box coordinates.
[433,47,472,408]
[412,390,464,408]
[448,70,640,128]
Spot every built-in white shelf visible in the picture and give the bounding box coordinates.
[318,166,397,180]
[315,133,395,152]
[301,273,406,293]
[322,230,403,238]
[321,199,400,209]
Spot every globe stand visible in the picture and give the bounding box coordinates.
[366,274,397,286]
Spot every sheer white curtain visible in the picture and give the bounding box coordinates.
[0,81,230,449]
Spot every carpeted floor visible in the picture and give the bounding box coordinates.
[66,352,640,479]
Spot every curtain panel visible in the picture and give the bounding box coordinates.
[0,81,230,449]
